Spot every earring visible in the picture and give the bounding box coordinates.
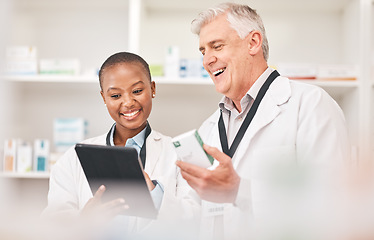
[152,93,155,97]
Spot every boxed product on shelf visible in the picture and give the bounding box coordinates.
[39,59,80,75]
[164,46,180,78]
[180,58,208,78]
[16,141,33,173]
[276,63,317,80]
[33,139,50,172]
[53,118,87,153]
[317,64,358,80]
[3,139,17,172]
[5,46,38,75]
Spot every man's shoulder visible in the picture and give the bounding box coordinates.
[198,109,221,136]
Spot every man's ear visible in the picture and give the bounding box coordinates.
[247,30,263,56]
[100,91,106,104]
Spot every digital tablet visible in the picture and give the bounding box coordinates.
[75,143,157,219]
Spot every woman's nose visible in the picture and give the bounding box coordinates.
[121,94,135,107]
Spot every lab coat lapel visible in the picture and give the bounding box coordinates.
[232,76,291,169]
[205,111,223,151]
[143,131,162,176]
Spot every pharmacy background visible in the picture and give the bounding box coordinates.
[2,118,87,174]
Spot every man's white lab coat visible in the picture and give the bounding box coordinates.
[197,76,350,239]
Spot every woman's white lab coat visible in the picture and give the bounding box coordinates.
[197,76,350,239]
[45,129,196,234]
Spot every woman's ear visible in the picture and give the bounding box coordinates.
[100,91,106,105]
[247,30,262,56]
[151,81,156,98]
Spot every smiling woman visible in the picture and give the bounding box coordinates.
[44,51,197,238]
[98,53,155,144]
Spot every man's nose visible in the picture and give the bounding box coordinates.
[203,51,217,67]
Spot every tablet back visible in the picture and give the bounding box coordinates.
[75,143,157,219]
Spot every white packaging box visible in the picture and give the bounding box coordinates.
[5,60,38,75]
[54,118,87,153]
[317,64,358,80]
[6,46,37,60]
[16,141,32,173]
[172,129,214,169]
[186,59,202,78]
[3,139,17,172]
[33,139,50,172]
[179,59,187,78]
[39,59,80,75]
[5,46,38,75]
[276,63,317,80]
[164,46,180,78]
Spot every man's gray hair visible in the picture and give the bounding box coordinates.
[191,2,269,61]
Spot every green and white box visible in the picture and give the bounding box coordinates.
[172,129,214,168]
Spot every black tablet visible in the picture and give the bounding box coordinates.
[75,143,157,219]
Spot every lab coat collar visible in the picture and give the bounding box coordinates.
[209,74,291,168]
[143,130,162,176]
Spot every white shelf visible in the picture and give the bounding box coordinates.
[3,75,98,83]
[297,80,358,88]
[0,172,50,179]
[153,76,212,85]
[2,75,359,88]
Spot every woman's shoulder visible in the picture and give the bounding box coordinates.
[80,134,107,145]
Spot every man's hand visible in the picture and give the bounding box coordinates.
[176,144,240,203]
[81,185,129,220]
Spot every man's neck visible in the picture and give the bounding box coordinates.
[231,64,268,112]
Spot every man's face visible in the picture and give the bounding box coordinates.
[199,14,252,100]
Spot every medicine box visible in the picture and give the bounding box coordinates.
[317,64,358,80]
[5,46,38,75]
[172,129,214,168]
[54,118,87,153]
[276,63,317,80]
[39,59,80,75]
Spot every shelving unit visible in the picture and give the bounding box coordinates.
[0,0,373,209]
[0,172,50,179]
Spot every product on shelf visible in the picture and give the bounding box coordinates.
[164,46,180,78]
[53,118,87,153]
[39,59,80,75]
[3,139,17,172]
[34,139,50,172]
[317,64,358,81]
[16,141,32,173]
[276,63,317,80]
[5,46,38,75]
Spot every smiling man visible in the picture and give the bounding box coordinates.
[176,3,350,239]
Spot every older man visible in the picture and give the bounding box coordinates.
[176,3,350,239]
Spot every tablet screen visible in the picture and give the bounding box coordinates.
[75,143,157,219]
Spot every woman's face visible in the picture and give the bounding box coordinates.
[100,63,155,138]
